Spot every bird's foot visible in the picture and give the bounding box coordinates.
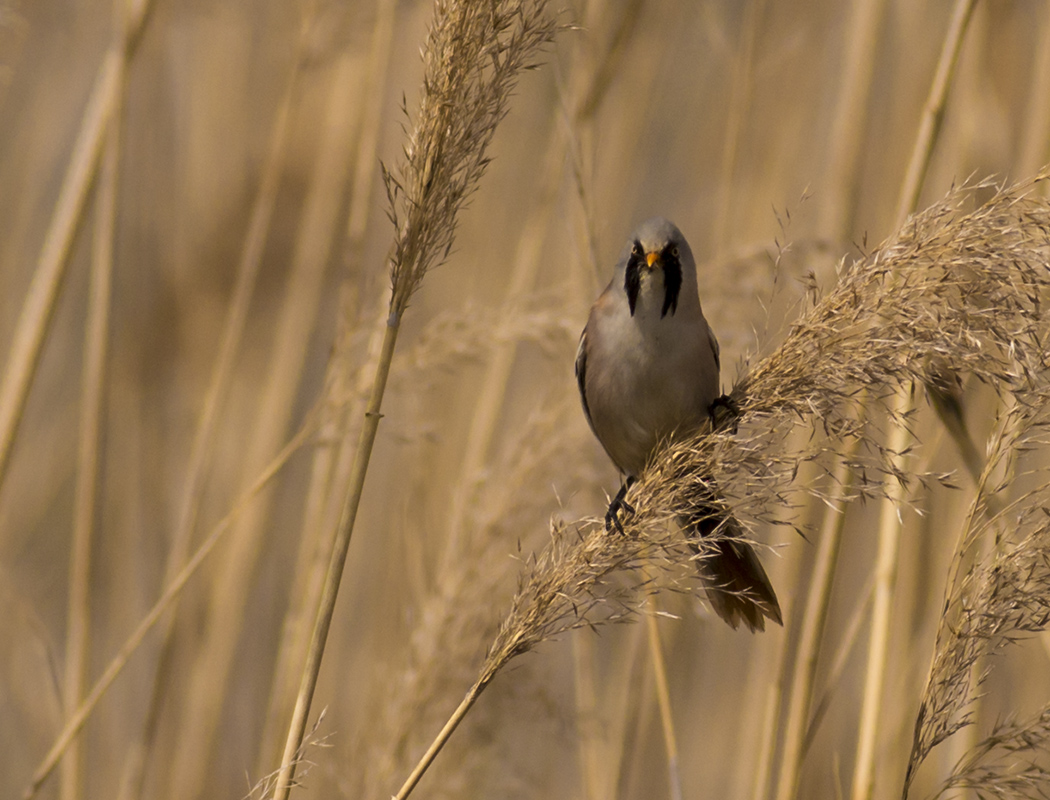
[709,394,740,433]
[605,478,636,534]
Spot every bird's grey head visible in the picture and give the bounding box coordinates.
[615,217,697,318]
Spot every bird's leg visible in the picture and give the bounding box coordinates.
[605,476,637,534]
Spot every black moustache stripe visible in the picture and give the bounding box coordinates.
[661,251,682,318]
[625,249,642,316]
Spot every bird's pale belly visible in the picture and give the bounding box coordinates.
[588,357,713,477]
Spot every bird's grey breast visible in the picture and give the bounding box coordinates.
[581,286,720,476]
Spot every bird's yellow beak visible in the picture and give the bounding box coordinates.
[645,251,660,268]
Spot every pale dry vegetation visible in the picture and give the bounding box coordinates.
[4,2,1050,800]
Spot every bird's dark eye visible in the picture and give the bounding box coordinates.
[671,246,680,259]
[632,242,643,257]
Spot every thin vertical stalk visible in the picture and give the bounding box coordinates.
[773,458,853,800]
[818,0,887,238]
[778,0,886,788]
[572,633,603,800]
[1017,4,1050,179]
[645,605,682,800]
[61,62,121,800]
[851,4,977,799]
[894,0,978,225]
[850,397,910,800]
[714,0,766,258]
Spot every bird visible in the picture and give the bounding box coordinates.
[575,217,782,631]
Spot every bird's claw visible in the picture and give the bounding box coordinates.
[709,394,739,433]
[605,478,636,534]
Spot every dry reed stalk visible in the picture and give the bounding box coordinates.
[852,5,977,798]
[21,419,315,800]
[168,41,357,799]
[0,0,150,498]
[1018,6,1050,180]
[644,598,683,800]
[894,0,978,225]
[851,395,911,800]
[713,0,766,259]
[747,642,789,797]
[748,643,787,800]
[818,0,887,239]
[572,633,603,800]
[396,169,1050,799]
[608,622,650,796]
[773,455,854,800]
[804,574,877,759]
[571,613,649,800]
[117,15,312,798]
[257,0,397,771]
[732,433,806,800]
[61,61,121,800]
[270,3,558,797]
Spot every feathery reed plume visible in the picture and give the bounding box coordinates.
[928,709,1050,800]
[384,1,558,318]
[904,396,1050,797]
[397,170,1050,797]
[271,2,557,797]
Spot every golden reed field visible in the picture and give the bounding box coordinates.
[5,1,1050,799]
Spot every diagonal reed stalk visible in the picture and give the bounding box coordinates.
[21,418,315,800]
[269,3,558,797]
[0,0,151,499]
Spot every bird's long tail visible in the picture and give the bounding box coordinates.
[685,497,782,632]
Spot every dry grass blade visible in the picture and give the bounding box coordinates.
[270,2,558,797]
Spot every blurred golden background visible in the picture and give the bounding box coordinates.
[2,1,1050,799]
